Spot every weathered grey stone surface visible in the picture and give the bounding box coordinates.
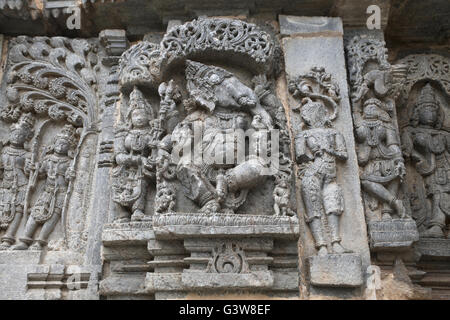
[100,222,154,299]
[345,34,420,254]
[147,213,300,298]
[369,219,419,251]
[279,15,343,36]
[153,214,299,239]
[0,2,449,300]
[181,271,274,290]
[308,254,363,287]
[416,239,450,258]
[281,17,370,294]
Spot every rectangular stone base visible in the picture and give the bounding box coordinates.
[145,271,300,296]
[0,251,41,265]
[182,271,274,290]
[308,254,363,288]
[416,238,450,258]
[369,219,419,251]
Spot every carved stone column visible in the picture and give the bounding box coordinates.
[280,15,370,297]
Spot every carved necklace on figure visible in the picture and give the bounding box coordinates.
[126,129,148,153]
[362,119,385,147]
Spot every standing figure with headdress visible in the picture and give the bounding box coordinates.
[0,113,34,250]
[355,97,407,220]
[402,84,450,237]
[111,87,156,222]
[12,125,77,250]
[295,98,350,256]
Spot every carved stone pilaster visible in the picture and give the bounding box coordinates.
[84,29,128,269]
[281,15,369,296]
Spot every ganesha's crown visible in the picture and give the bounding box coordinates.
[185,60,232,87]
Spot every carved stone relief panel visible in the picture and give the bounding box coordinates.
[346,35,419,251]
[100,17,300,300]
[281,16,369,295]
[396,54,450,240]
[0,32,128,299]
[0,36,99,254]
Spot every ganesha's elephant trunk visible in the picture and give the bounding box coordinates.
[226,158,267,192]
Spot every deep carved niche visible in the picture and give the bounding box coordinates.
[0,36,99,254]
[397,54,450,240]
[346,35,419,251]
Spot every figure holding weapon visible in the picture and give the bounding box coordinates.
[0,113,34,250]
[13,125,78,250]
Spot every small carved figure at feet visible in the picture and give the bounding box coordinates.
[273,179,291,216]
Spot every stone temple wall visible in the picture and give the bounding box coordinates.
[0,0,448,300]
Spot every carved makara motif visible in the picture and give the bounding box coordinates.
[347,35,410,221]
[289,67,351,256]
[119,41,163,89]
[402,83,450,238]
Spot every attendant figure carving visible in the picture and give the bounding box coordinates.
[355,98,407,220]
[0,113,34,250]
[112,87,156,222]
[295,98,350,256]
[13,125,77,250]
[402,84,450,237]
